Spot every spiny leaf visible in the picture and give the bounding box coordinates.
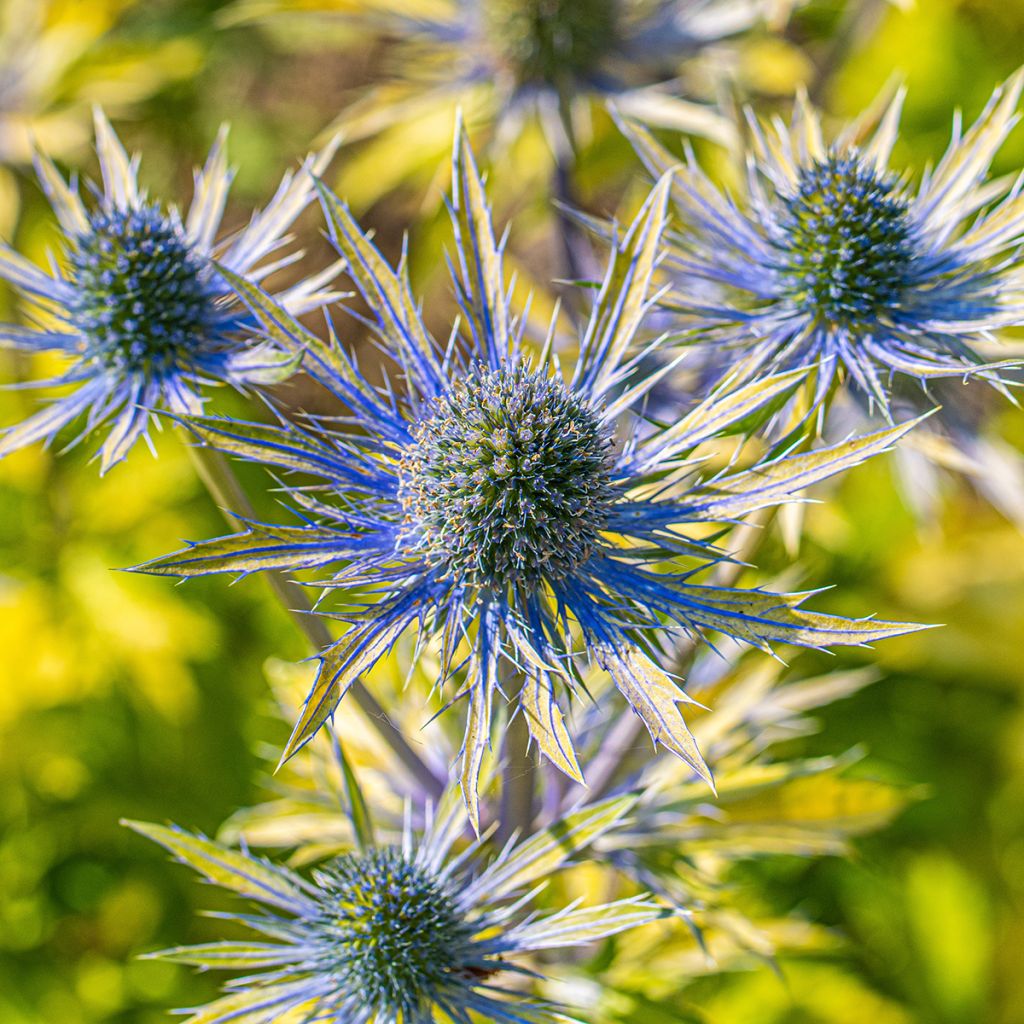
[450,117,509,368]
[520,671,584,784]
[178,981,315,1024]
[280,616,410,768]
[150,943,303,969]
[466,792,638,903]
[673,583,931,648]
[599,645,713,790]
[132,526,363,577]
[509,896,670,950]
[459,674,492,836]
[575,172,673,395]
[123,821,314,913]
[315,180,445,394]
[637,366,809,471]
[330,732,375,852]
[689,416,927,519]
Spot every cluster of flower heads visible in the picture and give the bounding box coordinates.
[0,110,337,470]
[3,53,1023,1024]
[136,123,924,831]
[627,72,1024,418]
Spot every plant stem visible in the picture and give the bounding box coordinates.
[186,441,444,800]
[497,673,537,846]
[808,0,889,106]
[551,155,596,324]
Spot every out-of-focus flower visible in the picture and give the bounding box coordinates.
[0,110,338,472]
[135,124,924,828]
[127,787,665,1024]
[237,0,785,158]
[599,647,910,949]
[631,72,1024,415]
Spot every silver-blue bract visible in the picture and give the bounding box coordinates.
[136,125,924,829]
[632,72,1024,415]
[126,789,665,1024]
[0,110,338,471]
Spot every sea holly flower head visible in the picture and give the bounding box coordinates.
[484,0,618,93]
[628,71,1024,416]
[126,789,666,1024]
[0,109,339,471]
[396,363,616,589]
[218,650,910,978]
[136,124,926,829]
[290,0,781,159]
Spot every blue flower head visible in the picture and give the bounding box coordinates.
[297,0,778,156]
[126,788,664,1023]
[627,72,1024,415]
[0,110,339,471]
[136,124,925,828]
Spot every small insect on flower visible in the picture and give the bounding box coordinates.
[627,71,1024,415]
[125,788,666,1024]
[0,109,339,471]
[135,123,926,829]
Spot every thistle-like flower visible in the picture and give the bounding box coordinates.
[629,72,1024,414]
[126,788,665,1024]
[222,650,909,979]
[259,0,781,157]
[0,110,338,471]
[136,125,924,827]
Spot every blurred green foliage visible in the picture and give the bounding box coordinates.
[1,1,1023,1022]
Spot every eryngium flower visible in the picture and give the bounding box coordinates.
[269,0,778,155]
[136,125,923,827]
[126,789,665,1024]
[0,110,337,471]
[203,651,910,996]
[632,72,1024,414]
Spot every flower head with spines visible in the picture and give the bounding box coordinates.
[126,787,665,1024]
[272,0,783,162]
[227,648,909,975]
[625,72,1024,417]
[0,109,339,471]
[135,123,926,829]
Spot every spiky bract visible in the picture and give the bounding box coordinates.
[0,110,338,471]
[135,126,924,829]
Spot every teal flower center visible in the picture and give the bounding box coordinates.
[399,366,614,591]
[779,153,915,327]
[68,203,214,373]
[316,847,476,1018]
[484,0,618,87]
